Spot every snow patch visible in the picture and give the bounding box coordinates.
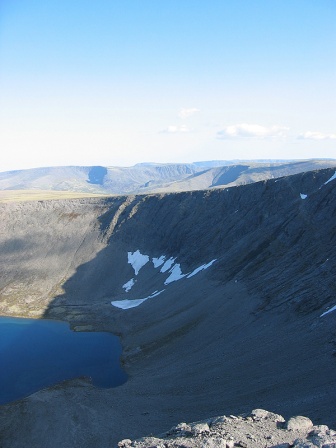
[324,171,336,185]
[128,250,149,275]
[164,264,186,285]
[112,298,147,309]
[320,304,336,317]
[121,251,218,306]
[152,256,165,268]
[160,257,176,273]
[111,290,165,310]
[123,278,135,292]
[300,193,307,200]
[187,259,217,278]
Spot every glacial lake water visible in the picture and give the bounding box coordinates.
[0,316,127,405]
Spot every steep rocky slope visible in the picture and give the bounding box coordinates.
[0,167,335,448]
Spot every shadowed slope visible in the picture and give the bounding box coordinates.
[0,168,335,447]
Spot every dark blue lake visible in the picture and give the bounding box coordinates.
[0,316,127,405]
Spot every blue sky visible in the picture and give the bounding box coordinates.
[0,0,335,170]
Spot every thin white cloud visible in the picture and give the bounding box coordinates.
[298,131,336,140]
[217,123,288,139]
[178,108,200,119]
[160,125,190,134]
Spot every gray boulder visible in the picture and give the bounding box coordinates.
[287,416,314,431]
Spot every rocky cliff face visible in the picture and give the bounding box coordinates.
[0,168,335,448]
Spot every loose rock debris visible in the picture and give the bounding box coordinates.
[118,409,336,448]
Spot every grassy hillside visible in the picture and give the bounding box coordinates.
[0,189,110,203]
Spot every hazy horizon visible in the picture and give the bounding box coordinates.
[1,1,335,172]
[1,157,336,175]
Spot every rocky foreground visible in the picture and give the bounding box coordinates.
[118,410,336,448]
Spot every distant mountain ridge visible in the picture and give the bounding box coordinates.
[0,159,335,195]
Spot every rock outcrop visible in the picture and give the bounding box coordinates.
[119,410,336,448]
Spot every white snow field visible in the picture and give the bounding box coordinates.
[187,259,217,278]
[160,257,175,273]
[111,290,165,309]
[128,250,149,275]
[324,171,336,185]
[111,250,217,310]
[122,278,135,292]
[320,304,336,317]
[164,264,186,285]
[152,256,165,268]
[300,193,308,200]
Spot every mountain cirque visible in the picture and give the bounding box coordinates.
[0,167,335,448]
